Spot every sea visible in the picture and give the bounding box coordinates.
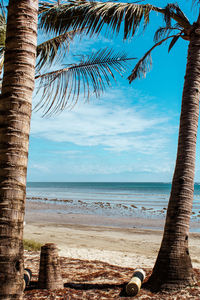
[26,182,200,222]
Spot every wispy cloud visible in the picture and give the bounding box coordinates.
[53,150,81,155]
[31,87,170,153]
[31,163,50,173]
[28,155,175,178]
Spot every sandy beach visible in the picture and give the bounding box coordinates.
[23,199,200,299]
[24,200,200,269]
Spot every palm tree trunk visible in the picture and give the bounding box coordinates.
[147,32,200,291]
[0,0,38,299]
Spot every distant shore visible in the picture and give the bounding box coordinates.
[24,200,200,269]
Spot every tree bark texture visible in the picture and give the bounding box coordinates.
[0,0,38,299]
[147,33,200,291]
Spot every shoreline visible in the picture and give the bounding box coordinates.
[24,201,200,269]
[25,199,200,232]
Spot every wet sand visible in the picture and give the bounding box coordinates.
[24,200,200,269]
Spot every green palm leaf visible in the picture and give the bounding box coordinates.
[39,1,191,40]
[34,48,135,117]
[0,0,5,21]
[0,1,6,47]
[39,1,153,39]
[36,29,80,71]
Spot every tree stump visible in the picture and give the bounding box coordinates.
[38,243,64,290]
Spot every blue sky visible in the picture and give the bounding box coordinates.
[24,0,200,182]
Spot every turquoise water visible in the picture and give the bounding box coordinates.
[26,182,200,220]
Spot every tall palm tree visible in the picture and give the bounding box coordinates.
[0,1,133,298]
[0,0,134,297]
[0,0,38,298]
[39,0,200,291]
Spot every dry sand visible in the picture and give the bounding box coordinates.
[24,201,200,299]
[24,204,200,269]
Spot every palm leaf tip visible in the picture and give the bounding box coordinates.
[128,32,181,84]
[168,33,181,52]
[153,24,182,43]
[128,53,152,83]
[34,48,136,117]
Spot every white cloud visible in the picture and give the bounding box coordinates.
[31,88,170,153]
[29,157,175,177]
[31,163,50,173]
[68,163,137,175]
[53,150,81,156]
[71,161,173,175]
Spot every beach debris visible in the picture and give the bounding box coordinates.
[122,205,128,209]
[131,204,137,208]
[126,268,146,296]
[38,243,64,290]
[23,268,32,290]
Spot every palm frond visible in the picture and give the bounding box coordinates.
[39,1,191,40]
[154,25,182,43]
[39,1,153,40]
[0,0,6,21]
[0,46,4,76]
[192,0,200,6]
[168,33,181,52]
[128,35,178,83]
[129,51,152,83]
[0,24,5,47]
[163,3,190,29]
[39,1,59,14]
[34,48,135,117]
[0,2,6,48]
[36,30,80,71]
[0,4,6,76]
